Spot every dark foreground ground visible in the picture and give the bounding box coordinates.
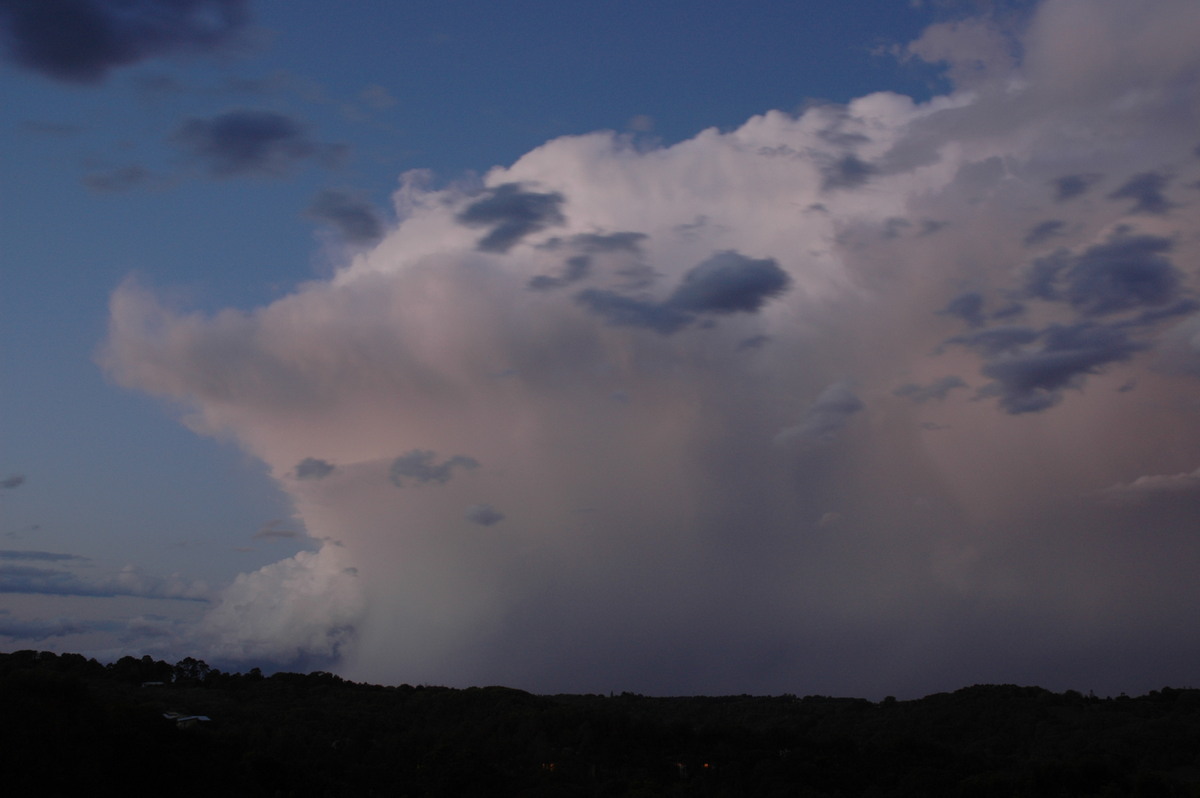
[3,649,1199,796]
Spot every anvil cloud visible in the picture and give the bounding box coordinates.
[103,0,1200,697]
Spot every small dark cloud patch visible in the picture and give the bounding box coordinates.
[893,376,967,403]
[561,231,647,254]
[883,217,912,239]
[294,457,335,480]
[307,189,384,246]
[575,251,790,335]
[822,154,876,190]
[737,334,771,351]
[0,549,86,562]
[1021,231,1183,318]
[667,252,791,315]
[978,322,1147,414]
[389,450,479,487]
[948,325,1041,356]
[465,504,505,527]
[1,474,25,490]
[529,255,591,291]
[1108,172,1174,215]
[1061,233,1180,316]
[83,164,160,193]
[919,219,947,236]
[1023,219,1066,246]
[456,183,566,253]
[575,289,693,335]
[1052,173,1101,202]
[172,109,345,178]
[254,520,299,540]
[941,292,986,328]
[0,0,249,84]
[0,615,89,641]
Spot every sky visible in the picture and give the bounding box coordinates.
[3,0,1200,700]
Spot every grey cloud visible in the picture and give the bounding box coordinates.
[456,183,566,253]
[528,255,591,291]
[0,615,89,641]
[172,109,345,178]
[254,520,299,540]
[737,334,771,351]
[979,323,1147,414]
[389,450,480,487]
[83,164,161,193]
[307,189,384,245]
[1061,233,1181,317]
[822,154,876,190]
[575,251,790,335]
[667,252,791,315]
[543,231,647,254]
[949,325,1043,356]
[1022,232,1183,317]
[465,504,505,527]
[1023,219,1066,246]
[1108,172,1174,215]
[1052,173,1101,202]
[0,563,208,600]
[1,474,25,489]
[294,457,336,480]
[0,549,87,562]
[574,289,693,334]
[941,291,986,328]
[893,376,968,403]
[775,381,864,444]
[0,0,249,84]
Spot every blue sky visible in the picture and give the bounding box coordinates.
[5,0,1200,699]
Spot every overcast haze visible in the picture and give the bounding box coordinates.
[5,0,1200,699]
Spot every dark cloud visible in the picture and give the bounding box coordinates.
[1021,232,1183,317]
[465,504,505,527]
[0,615,89,641]
[1060,233,1180,317]
[941,291,986,328]
[1052,173,1101,202]
[822,154,876,190]
[0,563,208,600]
[893,376,967,403]
[389,450,479,487]
[574,289,693,334]
[737,334,771,351]
[1023,219,1066,246]
[456,183,566,253]
[0,0,249,84]
[1108,172,1174,215]
[666,252,791,314]
[528,255,591,291]
[172,109,345,178]
[294,457,335,480]
[82,164,160,193]
[543,231,647,254]
[254,520,299,540]
[949,325,1042,356]
[0,474,24,489]
[307,189,384,246]
[978,322,1147,414]
[0,549,87,562]
[883,217,912,239]
[575,251,790,335]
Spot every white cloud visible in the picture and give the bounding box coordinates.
[102,0,1200,696]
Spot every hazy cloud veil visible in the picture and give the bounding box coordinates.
[103,0,1200,696]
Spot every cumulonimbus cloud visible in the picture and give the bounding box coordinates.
[102,0,1200,696]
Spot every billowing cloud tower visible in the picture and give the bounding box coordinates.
[103,0,1200,696]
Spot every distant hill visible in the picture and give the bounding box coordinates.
[3,649,1199,796]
